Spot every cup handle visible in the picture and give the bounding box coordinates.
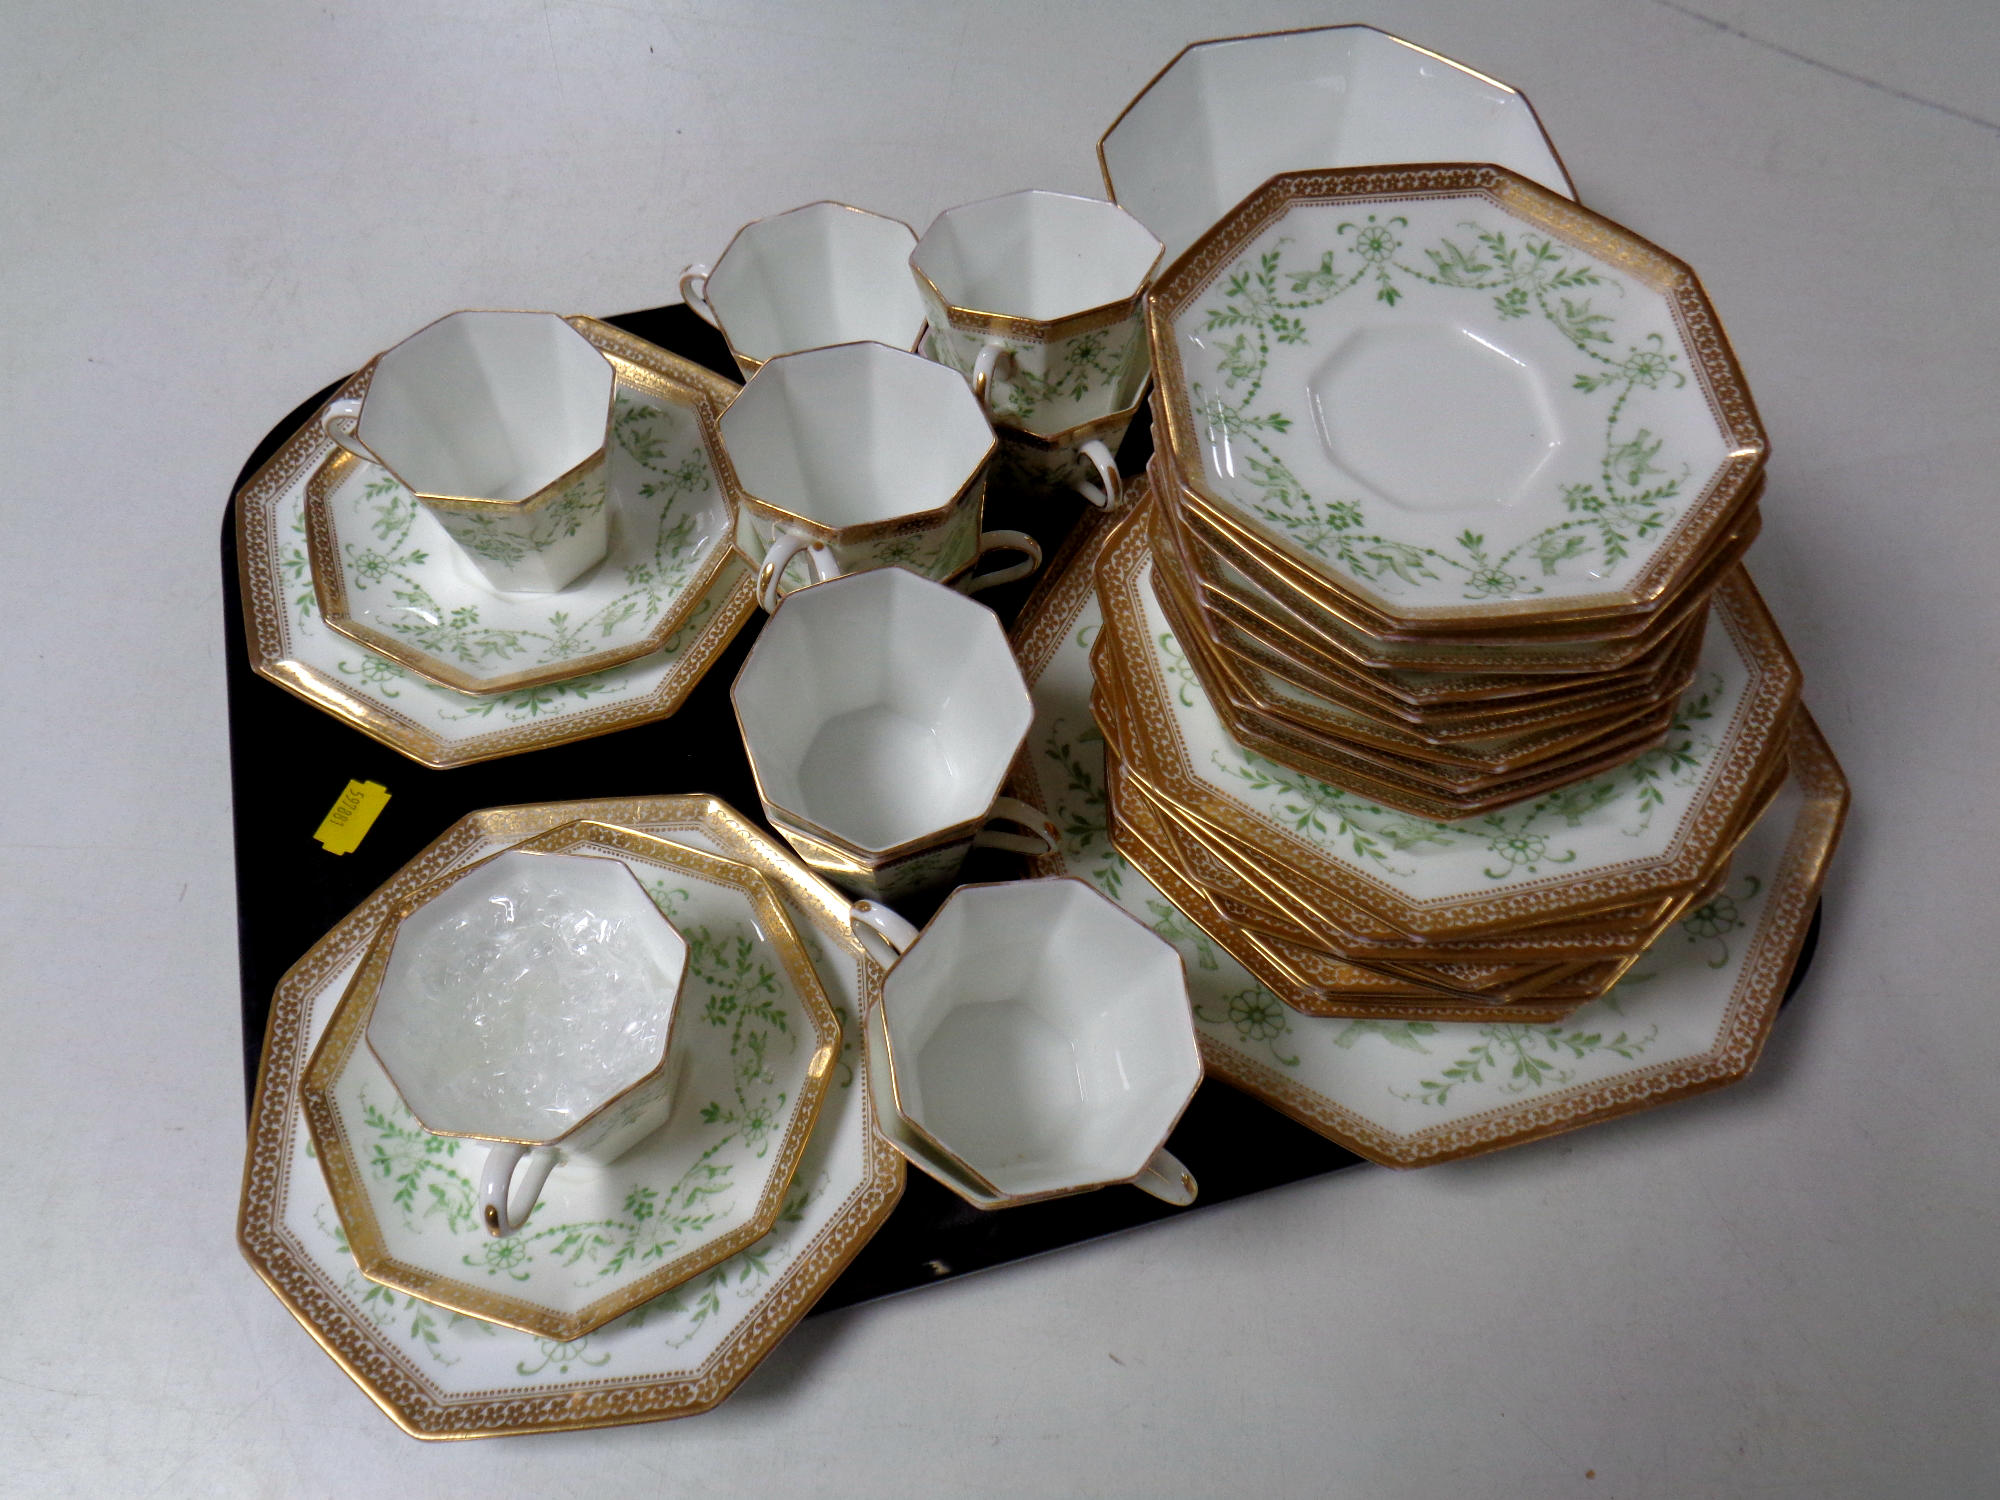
[1073,439,1124,510]
[480,1142,560,1238]
[757,532,846,612]
[319,397,378,464]
[970,796,1060,857]
[1130,1147,1197,1207]
[970,342,1013,419]
[960,529,1042,594]
[680,263,718,326]
[849,899,922,971]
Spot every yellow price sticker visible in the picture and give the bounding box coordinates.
[314,779,391,855]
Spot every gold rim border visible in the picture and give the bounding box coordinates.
[1145,164,1766,626]
[910,190,1164,343]
[1110,777,1596,1023]
[999,497,1848,1166]
[306,331,742,695]
[348,848,691,1149]
[237,795,904,1439]
[233,323,757,768]
[1096,23,1579,221]
[1147,455,1728,696]
[1146,537,1692,796]
[1114,736,1787,1017]
[729,575,1035,866]
[1220,712,1844,1167]
[1158,442,1766,651]
[1002,509,1632,1028]
[1186,571,1708,739]
[1111,675,1793,960]
[1158,447,1766,654]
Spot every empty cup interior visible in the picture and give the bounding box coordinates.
[912,190,1161,322]
[882,880,1198,1196]
[360,311,614,502]
[706,203,925,363]
[366,849,687,1142]
[720,342,993,526]
[732,569,1031,852]
[1100,26,1569,266]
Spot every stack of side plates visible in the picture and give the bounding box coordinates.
[1088,477,1799,1021]
[1139,162,1768,822]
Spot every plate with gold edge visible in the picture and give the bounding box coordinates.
[238,795,904,1439]
[1098,659,1720,959]
[1146,548,1690,804]
[234,320,757,769]
[1003,512,1847,1166]
[1090,499,1798,936]
[1154,443,1766,648]
[1146,165,1766,628]
[1106,762,1594,1024]
[300,821,840,1342]
[1155,461,1738,668]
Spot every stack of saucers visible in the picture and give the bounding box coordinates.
[1141,163,1769,823]
[1091,472,1800,1022]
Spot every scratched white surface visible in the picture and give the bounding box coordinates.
[3,2,1997,1494]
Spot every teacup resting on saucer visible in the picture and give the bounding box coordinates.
[321,310,617,593]
[305,348,740,695]
[362,847,690,1237]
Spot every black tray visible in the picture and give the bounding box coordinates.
[223,303,1819,1313]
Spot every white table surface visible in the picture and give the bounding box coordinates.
[5,1,1996,1493]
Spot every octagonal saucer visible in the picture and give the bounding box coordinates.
[1148,165,1766,628]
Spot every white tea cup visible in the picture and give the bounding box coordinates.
[319,310,617,593]
[718,340,1039,610]
[912,190,1162,436]
[362,848,690,1238]
[731,566,1058,898]
[680,201,928,378]
[850,878,1201,1207]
